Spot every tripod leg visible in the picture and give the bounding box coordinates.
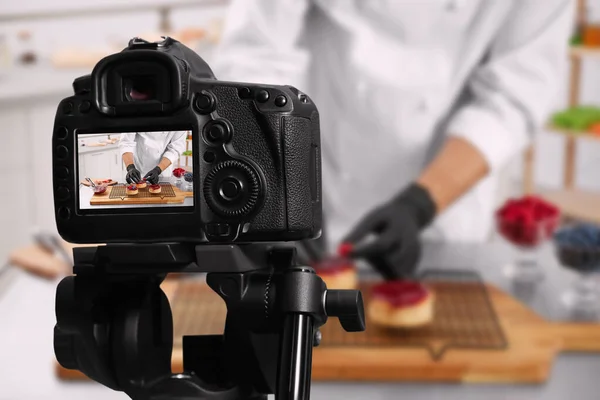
[276,314,314,400]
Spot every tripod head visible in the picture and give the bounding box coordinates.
[54,243,365,400]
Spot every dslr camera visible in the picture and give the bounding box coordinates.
[52,36,322,244]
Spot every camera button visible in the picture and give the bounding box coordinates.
[58,207,71,220]
[56,166,70,180]
[238,87,251,99]
[79,101,91,113]
[62,102,74,114]
[206,223,231,237]
[56,145,69,160]
[55,127,69,140]
[219,178,242,202]
[203,151,216,163]
[275,95,288,107]
[57,186,71,201]
[256,90,270,103]
[203,120,231,145]
[208,124,226,142]
[194,92,216,114]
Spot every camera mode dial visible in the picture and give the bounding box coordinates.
[204,160,261,218]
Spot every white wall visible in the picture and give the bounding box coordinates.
[505,54,600,194]
[0,106,33,262]
[0,0,228,67]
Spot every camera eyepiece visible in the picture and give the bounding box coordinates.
[124,76,157,101]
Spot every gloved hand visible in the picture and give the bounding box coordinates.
[144,166,162,185]
[125,164,142,184]
[342,183,436,280]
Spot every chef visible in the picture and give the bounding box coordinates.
[213,0,573,278]
[119,131,187,185]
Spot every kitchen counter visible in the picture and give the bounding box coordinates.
[78,142,120,155]
[78,182,194,210]
[1,241,599,399]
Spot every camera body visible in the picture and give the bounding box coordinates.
[53,37,322,243]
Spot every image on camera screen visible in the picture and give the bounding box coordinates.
[77,131,194,210]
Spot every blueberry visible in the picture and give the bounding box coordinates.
[184,172,194,183]
[554,230,569,243]
[579,224,598,243]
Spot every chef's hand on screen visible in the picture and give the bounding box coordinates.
[143,166,162,185]
[125,164,142,184]
[342,183,437,280]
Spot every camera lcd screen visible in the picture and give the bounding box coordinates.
[77,131,194,211]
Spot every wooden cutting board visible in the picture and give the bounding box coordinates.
[89,183,192,205]
[311,284,600,383]
[57,280,600,383]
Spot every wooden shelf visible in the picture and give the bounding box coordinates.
[525,2,600,217]
[546,125,600,141]
[539,188,600,224]
[570,46,600,59]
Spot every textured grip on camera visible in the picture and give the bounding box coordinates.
[282,116,314,231]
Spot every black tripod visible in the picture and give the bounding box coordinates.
[54,243,365,400]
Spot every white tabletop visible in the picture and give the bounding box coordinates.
[1,241,600,400]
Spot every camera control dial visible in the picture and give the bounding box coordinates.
[204,160,261,218]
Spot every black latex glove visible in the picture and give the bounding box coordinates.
[342,184,436,280]
[144,166,162,185]
[125,164,142,184]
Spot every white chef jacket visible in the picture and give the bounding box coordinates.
[118,132,187,180]
[212,0,573,246]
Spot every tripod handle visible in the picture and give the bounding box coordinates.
[276,313,314,400]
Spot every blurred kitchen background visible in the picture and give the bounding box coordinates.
[3,0,600,399]
[1,0,600,262]
[0,0,225,264]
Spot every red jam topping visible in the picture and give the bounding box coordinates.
[127,185,137,190]
[371,281,429,308]
[313,258,354,275]
[149,184,161,190]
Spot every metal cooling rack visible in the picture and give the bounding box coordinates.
[109,182,176,199]
[168,270,507,360]
[320,270,507,360]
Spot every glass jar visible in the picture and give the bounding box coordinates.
[497,215,559,284]
[181,180,193,192]
[555,242,600,319]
